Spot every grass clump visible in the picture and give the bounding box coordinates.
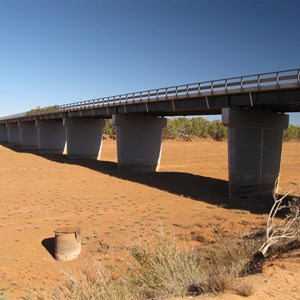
[43,258,118,300]
[234,281,255,297]
[35,235,261,299]
[124,239,206,299]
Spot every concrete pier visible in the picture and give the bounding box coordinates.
[113,115,167,171]
[64,118,105,159]
[222,108,289,197]
[0,124,8,142]
[36,120,66,154]
[6,123,20,146]
[19,121,38,149]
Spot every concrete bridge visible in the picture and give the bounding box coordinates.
[0,69,299,197]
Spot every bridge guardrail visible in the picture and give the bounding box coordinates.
[0,68,299,121]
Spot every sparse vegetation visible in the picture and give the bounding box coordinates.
[102,116,228,141]
[103,119,116,138]
[103,116,299,142]
[284,124,300,141]
[26,105,60,116]
[163,117,227,141]
[35,235,261,299]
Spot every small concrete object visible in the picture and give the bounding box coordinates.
[54,227,81,261]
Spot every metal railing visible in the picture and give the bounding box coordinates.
[1,68,299,121]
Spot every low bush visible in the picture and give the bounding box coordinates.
[103,119,116,138]
[103,116,299,142]
[163,117,227,141]
[35,234,261,299]
[284,125,300,141]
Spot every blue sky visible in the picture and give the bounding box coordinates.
[0,0,299,124]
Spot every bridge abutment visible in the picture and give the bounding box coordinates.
[19,121,38,149]
[113,115,167,171]
[6,123,20,145]
[0,124,8,142]
[222,108,289,198]
[36,120,66,154]
[64,118,105,159]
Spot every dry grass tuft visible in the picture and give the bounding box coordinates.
[234,281,256,297]
[32,234,262,299]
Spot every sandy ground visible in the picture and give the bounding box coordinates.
[0,139,299,299]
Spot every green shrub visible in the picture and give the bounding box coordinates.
[26,105,60,115]
[284,125,300,141]
[208,120,227,141]
[103,119,116,137]
[163,117,227,141]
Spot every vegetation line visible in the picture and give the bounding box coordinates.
[104,117,300,142]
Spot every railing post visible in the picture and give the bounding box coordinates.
[276,72,280,88]
[197,83,201,95]
[240,77,244,92]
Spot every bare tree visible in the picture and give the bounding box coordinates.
[259,178,300,255]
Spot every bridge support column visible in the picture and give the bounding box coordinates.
[0,124,8,142]
[222,108,289,198]
[19,121,38,149]
[64,118,105,159]
[113,115,167,172]
[36,120,66,154]
[6,123,20,146]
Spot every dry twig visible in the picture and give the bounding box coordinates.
[259,178,300,255]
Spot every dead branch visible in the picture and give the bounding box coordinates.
[259,177,300,255]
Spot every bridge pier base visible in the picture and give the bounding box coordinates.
[6,123,20,146]
[19,121,38,149]
[36,120,66,154]
[64,118,105,159]
[113,115,167,172]
[0,124,8,142]
[222,108,289,198]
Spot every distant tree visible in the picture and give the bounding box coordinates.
[190,117,210,138]
[208,120,227,141]
[26,105,60,115]
[163,117,227,141]
[103,119,116,137]
[284,125,300,141]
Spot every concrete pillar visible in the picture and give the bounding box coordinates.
[0,124,8,142]
[36,120,66,154]
[113,115,167,172]
[222,108,289,198]
[64,118,105,159]
[19,121,38,149]
[6,123,20,146]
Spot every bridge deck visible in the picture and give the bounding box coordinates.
[1,69,299,124]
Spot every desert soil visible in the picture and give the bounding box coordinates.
[0,139,299,299]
